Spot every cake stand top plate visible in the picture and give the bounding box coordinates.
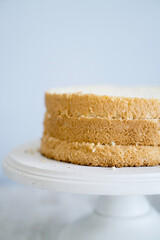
[3,140,160,195]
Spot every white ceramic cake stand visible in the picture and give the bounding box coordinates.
[3,140,160,240]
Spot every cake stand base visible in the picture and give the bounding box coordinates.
[58,195,160,240]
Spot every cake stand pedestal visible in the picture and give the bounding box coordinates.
[3,140,160,240]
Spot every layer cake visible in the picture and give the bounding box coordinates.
[41,86,160,167]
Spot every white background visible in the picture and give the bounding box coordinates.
[0,0,160,180]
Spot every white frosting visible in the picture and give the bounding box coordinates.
[47,85,160,99]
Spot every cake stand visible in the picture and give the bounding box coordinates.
[3,140,160,240]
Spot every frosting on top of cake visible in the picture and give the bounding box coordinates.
[47,85,160,99]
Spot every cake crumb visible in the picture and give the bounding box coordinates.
[92,148,96,153]
[111,141,116,146]
[47,113,51,119]
[112,166,116,170]
[89,107,93,113]
[29,149,34,154]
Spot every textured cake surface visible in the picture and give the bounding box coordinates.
[41,85,160,167]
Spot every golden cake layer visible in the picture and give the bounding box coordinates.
[44,113,160,146]
[41,135,160,167]
[46,89,160,119]
[41,86,160,167]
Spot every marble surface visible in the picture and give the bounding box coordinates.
[1,185,160,240]
[0,185,97,240]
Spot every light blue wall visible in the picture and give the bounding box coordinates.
[1,0,160,180]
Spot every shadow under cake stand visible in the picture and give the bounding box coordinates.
[3,140,160,240]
